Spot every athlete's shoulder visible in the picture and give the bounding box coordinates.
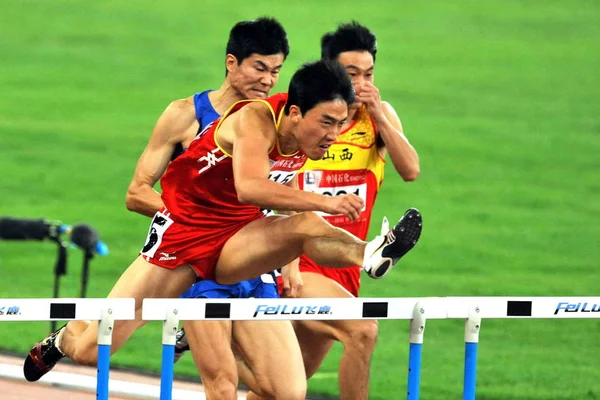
[239,96,280,118]
[164,96,196,120]
[240,92,288,123]
[381,100,395,111]
[379,100,403,131]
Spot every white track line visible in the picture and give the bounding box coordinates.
[0,363,245,400]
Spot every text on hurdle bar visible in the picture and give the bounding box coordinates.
[142,297,600,321]
[0,298,136,321]
[143,297,443,321]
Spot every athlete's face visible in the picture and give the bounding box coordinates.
[291,99,348,160]
[226,53,285,100]
[336,51,375,109]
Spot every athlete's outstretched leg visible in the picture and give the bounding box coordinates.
[215,208,422,284]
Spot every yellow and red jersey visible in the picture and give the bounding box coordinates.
[298,105,385,241]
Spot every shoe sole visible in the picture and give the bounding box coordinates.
[372,208,422,278]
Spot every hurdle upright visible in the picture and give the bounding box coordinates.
[0,297,135,400]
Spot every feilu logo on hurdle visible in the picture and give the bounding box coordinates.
[253,304,331,318]
[554,301,600,315]
[0,306,21,316]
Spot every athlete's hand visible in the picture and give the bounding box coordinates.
[322,194,364,221]
[281,258,302,298]
[357,82,385,122]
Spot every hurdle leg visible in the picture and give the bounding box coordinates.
[160,308,179,400]
[407,301,426,400]
[463,306,481,400]
[96,308,115,400]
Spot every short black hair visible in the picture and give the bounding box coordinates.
[285,60,355,115]
[226,17,290,64]
[321,21,377,62]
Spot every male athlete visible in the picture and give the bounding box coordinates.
[125,18,306,399]
[24,18,304,399]
[24,60,422,393]
[250,22,421,400]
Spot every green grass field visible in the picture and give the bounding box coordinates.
[1,1,599,399]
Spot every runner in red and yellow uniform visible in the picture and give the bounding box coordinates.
[270,22,421,400]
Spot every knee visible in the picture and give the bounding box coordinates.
[203,373,238,399]
[260,378,307,400]
[344,320,379,354]
[295,211,328,231]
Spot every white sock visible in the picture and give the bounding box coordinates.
[361,235,386,272]
[54,327,66,356]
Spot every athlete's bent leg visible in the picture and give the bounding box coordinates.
[184,320,240,400]
[295,272,378,400]
[234,320,306,400]
[63,256,197,365]
[291,320,334,380]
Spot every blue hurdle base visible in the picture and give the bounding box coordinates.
[160,343,175,400]
[407,342,423,400]
[463,341,478,400]
[96,344,111,400]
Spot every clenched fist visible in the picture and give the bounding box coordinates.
[322,194,364,221]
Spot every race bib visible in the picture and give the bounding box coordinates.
[140,211,174,258]
[302,170,368,216]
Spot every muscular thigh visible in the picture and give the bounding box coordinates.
[215,215,301,284]
[94,255,198,352]
[109,255,197,300]
[233,320,305,393]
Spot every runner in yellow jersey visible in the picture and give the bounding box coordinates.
[268,22,421,400]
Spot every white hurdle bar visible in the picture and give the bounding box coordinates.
[143,296,600,400]
[0,298,135,400]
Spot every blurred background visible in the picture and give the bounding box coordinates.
[1,1,599,399]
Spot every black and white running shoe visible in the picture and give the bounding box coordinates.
[23,325,66,382]
[363,208,422,279]
[174,328,190,363]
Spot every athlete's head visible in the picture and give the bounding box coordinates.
[284,60,355,160]
[225,17,290,99]
[321,22,377,107]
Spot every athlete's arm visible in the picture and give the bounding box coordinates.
[227,104,364,220]
[377,101,420,181]
[125,99,197,217]
[280,257,302,298]
[358,81,420,181]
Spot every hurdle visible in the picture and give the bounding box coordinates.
[143,296,600,400]
[143,297,449,400]
[0,297,135,400]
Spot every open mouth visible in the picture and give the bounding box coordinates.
[251,89,268,98]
